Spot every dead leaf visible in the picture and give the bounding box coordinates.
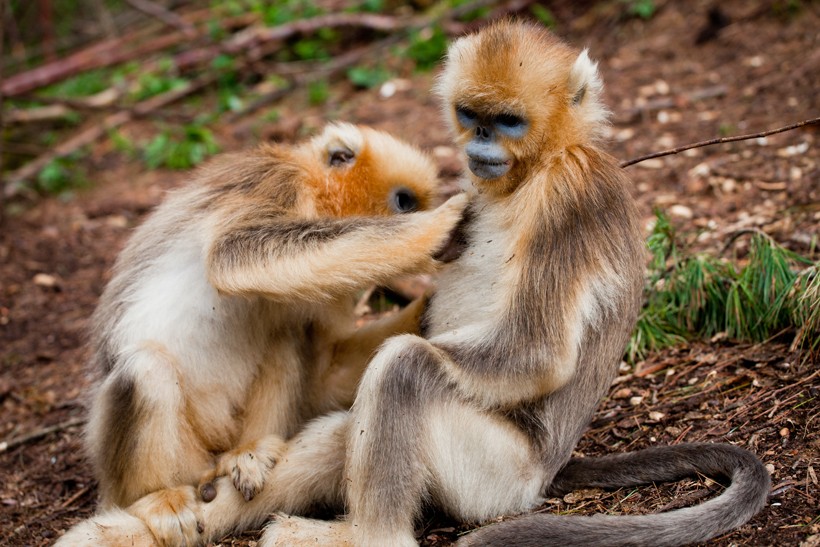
[563,488,604,504]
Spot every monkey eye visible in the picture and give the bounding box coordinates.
[455,106,478,127]
[495,113,524,128]
[329,146,355,167]
[389,187,419,214]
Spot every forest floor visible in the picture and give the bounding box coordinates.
[1,1,818,545]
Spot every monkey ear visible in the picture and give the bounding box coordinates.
[567,48,609,136]
[568,49,603,106]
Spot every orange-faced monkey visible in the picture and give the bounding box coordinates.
[55,123,466,546]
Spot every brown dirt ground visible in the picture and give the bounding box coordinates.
[1,1,818,545]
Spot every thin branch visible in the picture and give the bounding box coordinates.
[124,0,196,37]
[3,73,219,196]
[620,117,820,168]
[0,417,85,453]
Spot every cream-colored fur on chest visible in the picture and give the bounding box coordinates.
[427,196,513,346]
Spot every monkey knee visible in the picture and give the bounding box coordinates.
[117,343,185,407]
[89,346,200,505]
[359,335,444,405]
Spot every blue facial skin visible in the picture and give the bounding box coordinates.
[456,107,527,180]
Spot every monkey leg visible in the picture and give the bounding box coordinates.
[196,412,350,543]
[199,344,305,502]
[321,295,428,408]
[86,344,215,508]
[344,334,547,547]
[53,506,157,547]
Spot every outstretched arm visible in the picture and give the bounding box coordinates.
[206,194,467,302]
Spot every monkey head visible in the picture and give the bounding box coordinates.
[301,123,439,217]
[436,21,608,195]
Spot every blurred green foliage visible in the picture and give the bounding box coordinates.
[143,124,219,170]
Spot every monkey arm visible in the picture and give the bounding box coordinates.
[429,272,619,409]
[433,333,580,410]
[319,296,428,408]
[206,194,467,302]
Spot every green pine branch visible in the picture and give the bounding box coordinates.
[627,211,819,364]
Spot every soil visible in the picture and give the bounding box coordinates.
[1,1,818,546]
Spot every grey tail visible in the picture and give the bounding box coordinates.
[457,443,770,547]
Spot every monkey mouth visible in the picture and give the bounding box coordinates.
[467,157,511,180]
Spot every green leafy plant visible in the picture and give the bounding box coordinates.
[308,81,329,105]
[405,26,448,71]
[627,212,818,363]
[132,71,189,101]
[143,124,219,170]
[42,69,110,97]
[347,66,391,89]
[530,5,557,28]
[254,0,324,26]
[36,154,87,194]
[622,0,656,20]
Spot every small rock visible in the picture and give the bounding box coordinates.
[614,387,632,399]
[629,396,644,406]
[669,204,693,219]
[648,411,666,421]
[33,273,59,288]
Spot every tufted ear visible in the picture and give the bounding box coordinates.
[567,48,608,137]
[568,49,603,106]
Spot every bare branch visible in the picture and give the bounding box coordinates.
[125,0,196,37]
[3,73,219,197]
[620,117,820,168]
[0,417,85,453]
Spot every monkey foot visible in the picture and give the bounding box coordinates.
[128,485,202,547]
[258,514,354,547]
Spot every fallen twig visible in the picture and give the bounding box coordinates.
[0,417,85,453]
[620,117,820,168]
[3,73,220,196]
[2,31,189,97]
[58,485,93,510]
[125,0,196,37]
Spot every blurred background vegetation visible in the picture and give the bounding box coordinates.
[2,0,671,193]
[1,0,817,364]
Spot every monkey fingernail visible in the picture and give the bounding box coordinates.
[200,483,216,503]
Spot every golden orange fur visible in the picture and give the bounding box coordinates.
[55,123,466,546]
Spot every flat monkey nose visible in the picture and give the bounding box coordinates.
[475,126,491,139]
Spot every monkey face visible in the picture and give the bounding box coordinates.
[454,105,527,180]
[437,21,603,194]
[306,123,438,217]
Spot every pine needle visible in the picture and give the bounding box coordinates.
[628,212,818,365]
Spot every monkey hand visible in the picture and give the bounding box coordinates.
[200,434,286,502]
[428,192,469,261]
[127,485,202,547]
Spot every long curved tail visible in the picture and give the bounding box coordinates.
[458,443,770,547]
